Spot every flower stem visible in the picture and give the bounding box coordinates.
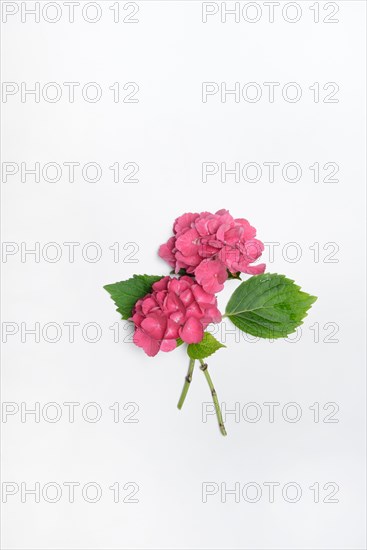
[199,359,227,436]
[177,358,195,410]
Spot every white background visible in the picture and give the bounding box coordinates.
[1,1,366,549]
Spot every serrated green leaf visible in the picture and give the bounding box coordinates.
[187,332,226,359]
[104,274,164,320]
[225,273,317,339]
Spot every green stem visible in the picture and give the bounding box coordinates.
[177,358,195,410]
[199,359,227,436]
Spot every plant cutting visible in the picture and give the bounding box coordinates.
[104,209,317,436]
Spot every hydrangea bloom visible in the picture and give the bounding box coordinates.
[131,275,221,357]
[159,209,265,293]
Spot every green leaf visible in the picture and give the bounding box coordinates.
[187,332,226,359]
[104,275,164,320]
[225,273,317,339]
[170,268,194,278]
[176,338,184,347]
[227,270,242,280]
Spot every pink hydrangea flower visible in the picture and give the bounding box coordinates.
[159,209,265,293]
[131,276,221,357]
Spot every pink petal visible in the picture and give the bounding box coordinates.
[174,212,199,234]
[234,218,257,240]
[133,328,160,357]
[132,312,144,327]
[155,290,167,308]
[175,250,202,267]
[158,239,176,268]
[200,277,225,294]
[160,338,177,352]
[216,222,231,242]
[180,317,204,344]
[179,288,194,306]
[197,243,218,258]
[195,259,228,294]
[175,228,200,257]
[167,278,182,295]
[192,284,216,304]
[223,226,243,244]
[165,292,182,313]
[195,214,218,236]
[186,301,204,319]
[169,310,185,324]
[218,246,240,270]
[180,276,195,286]
[240,239,264,262]
[164,319,180,339]
[202,305,222,324]
[215,209,233,226]
[152,276,170,292]
[141,314,166,340]
[142,297,158,315]
[244,263,266,275]
[215,208,230,216]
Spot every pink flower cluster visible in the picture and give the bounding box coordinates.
[131,276,221,357]
[158,209,265,293]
